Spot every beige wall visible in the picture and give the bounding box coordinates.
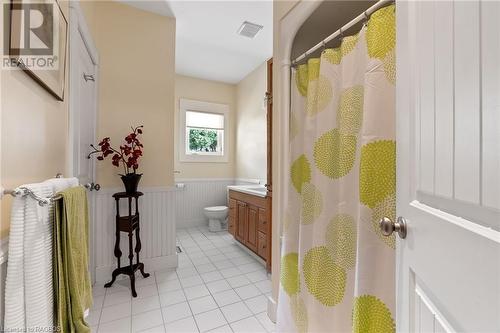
[0,1,70,238]
[235,62,267,181]
[81,1,176,188]
[174,74,236,179]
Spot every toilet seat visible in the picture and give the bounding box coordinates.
[205,206,228,212]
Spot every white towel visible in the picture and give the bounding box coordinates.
[4,177,78,331]
[43,177,79,194]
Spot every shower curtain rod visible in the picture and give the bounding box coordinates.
[292,0,394,65]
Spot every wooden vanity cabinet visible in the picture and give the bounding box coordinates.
[228,190,271,271]
[228,58,274,271]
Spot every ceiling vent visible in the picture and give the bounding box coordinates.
[237,21,263,38]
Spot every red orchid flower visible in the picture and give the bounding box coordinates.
[88,125,144,174]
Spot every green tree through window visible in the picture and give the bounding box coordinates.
[188,128,218,152]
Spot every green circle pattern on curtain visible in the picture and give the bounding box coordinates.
[337,86,364,135]
[301,182,323,225]
[281,253,300,296]
[366,4,396,59]
[295,64,309,97]
[306,75,333,116]
[291,154,311,194]
[303,246,346,306]
[323,33,360,65]
[305,58,332,116]
[307,58,320,81]
[323,48,342,65]
[325,214,357,270]
[359,140,396,209]
[352,295,395,333]
[314,128,357,179]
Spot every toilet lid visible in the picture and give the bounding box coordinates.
[205,206,228,211]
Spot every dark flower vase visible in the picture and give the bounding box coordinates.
[121,173,142,194]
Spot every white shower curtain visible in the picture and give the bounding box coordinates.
[277,5,396,332]
[4,177,78,331]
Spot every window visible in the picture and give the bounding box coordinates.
[186,111,224,155]
[179,99,229,162]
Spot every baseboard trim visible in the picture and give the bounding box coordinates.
[234,239,266,267]
[176,218,207,229]
[267,295,277,323]
[95,253,178,283]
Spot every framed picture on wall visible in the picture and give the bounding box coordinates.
[6,0,68,101]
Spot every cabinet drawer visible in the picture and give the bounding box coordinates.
[257,231,267,259]
[258,208,268,233]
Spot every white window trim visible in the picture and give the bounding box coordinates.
[179,98,229,163]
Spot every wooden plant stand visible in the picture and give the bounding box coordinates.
[104,191,149,297]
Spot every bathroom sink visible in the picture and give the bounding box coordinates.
[227,184,268,198]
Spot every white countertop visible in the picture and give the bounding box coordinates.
[227,185,268,198]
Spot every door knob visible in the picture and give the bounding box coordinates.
[379,216,407,239]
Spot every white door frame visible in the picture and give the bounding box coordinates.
[68,1,99,282]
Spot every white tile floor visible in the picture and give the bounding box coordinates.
[89,226,275,333]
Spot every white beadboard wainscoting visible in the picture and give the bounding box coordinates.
[174,179,234,228]
[94,187,178,283]
[174,178,260,229]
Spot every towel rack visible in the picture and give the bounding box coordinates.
[1,174,100,206]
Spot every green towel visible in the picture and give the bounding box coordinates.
[54,186,93,333]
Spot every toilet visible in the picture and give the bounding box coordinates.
[204,206,229,232]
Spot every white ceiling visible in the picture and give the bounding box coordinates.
[118,1,175,17]
[170,1,272,84]
[119,1,273,84]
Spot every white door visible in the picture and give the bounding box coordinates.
[396,1,500,332]
[69,4,99,282]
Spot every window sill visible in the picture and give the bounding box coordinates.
[179,155,229,163]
